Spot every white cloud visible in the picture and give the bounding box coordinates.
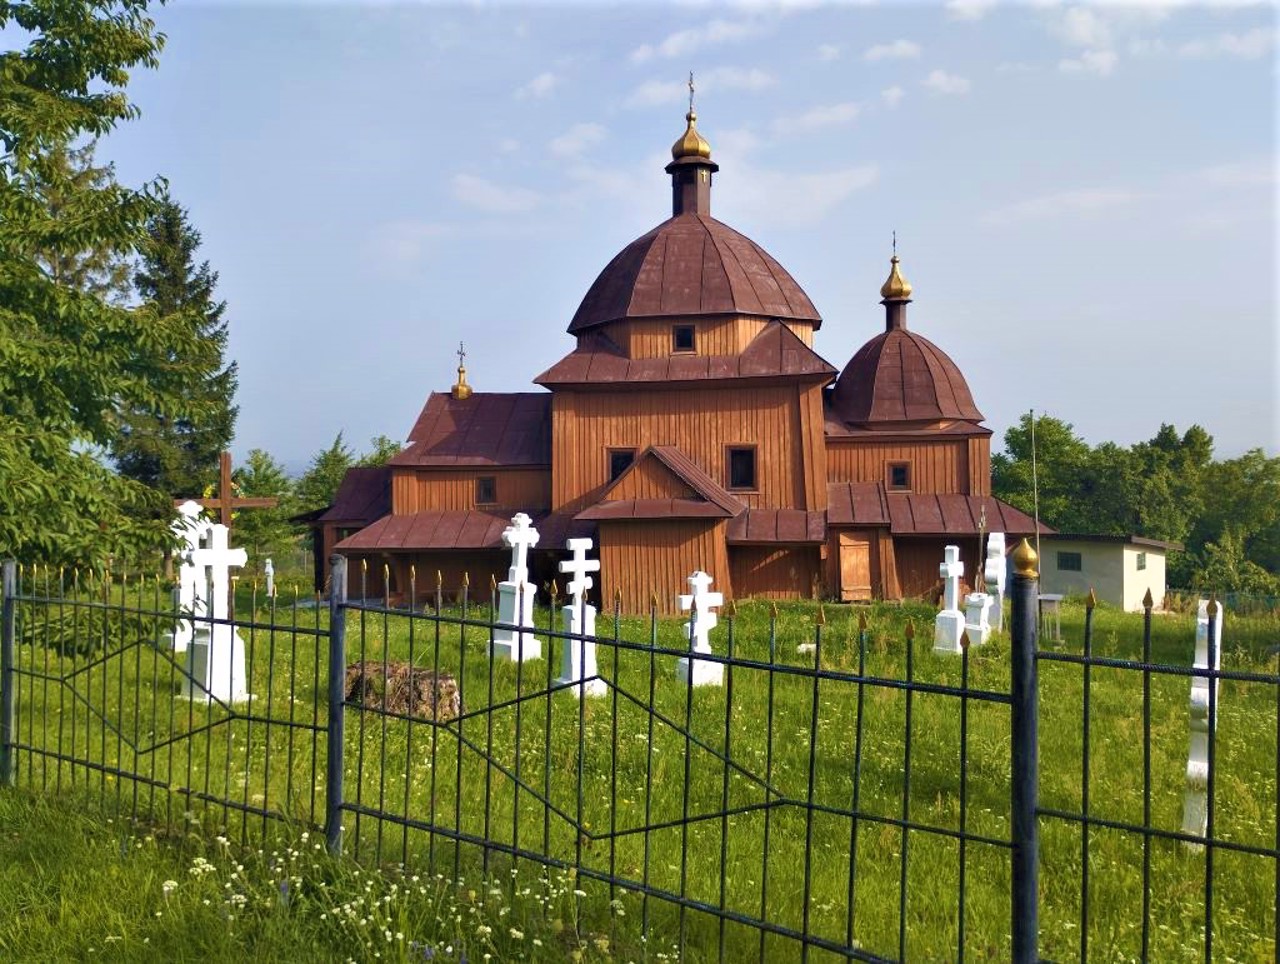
[626,66,776,107]
[363,221,452,270]
[549,122,607,157]
[946,0,995,21]
[451,174,542,213]
[817,43,842,62]
[863,39,922,62]
[630,18,761,63]
[1055,6,1113,48]
[922,69,970,95]
[982,187,1144,225]
[1178,27,1275,60]
[722,163,879,228]
[771,102,860,136]
[1059,49,1119,75]
[881,86,905,108]
[514,71,558,100]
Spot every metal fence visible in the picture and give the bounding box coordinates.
[1,555,1277,962]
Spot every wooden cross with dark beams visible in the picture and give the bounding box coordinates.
[180,451,279,527]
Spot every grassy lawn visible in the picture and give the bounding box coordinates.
[4,571,1278,962]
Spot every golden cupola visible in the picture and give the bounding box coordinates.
[880,254,913,301]
[671,110,712,161]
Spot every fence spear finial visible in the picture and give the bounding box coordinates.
[1207,594,1219,618]
[858,611,868,633]
[905,618,916,640]
[1142,587,1154,611]
[1086,587,1097,610]
[815,604,826,626]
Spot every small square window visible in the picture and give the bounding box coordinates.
[475,476,497,505]
[1057,551,1082,572]
[888,462,911,491]
[673,325,695,352]
[1136,551,1147,571]
[728,447,757,490]
[608,449,635,482]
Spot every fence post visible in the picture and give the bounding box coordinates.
[1009,538,1040,963]
[1,561,15,789]
[325,555,348,853]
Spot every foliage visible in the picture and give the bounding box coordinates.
[0,0,209,565]
[993,415,1279,588]
[113,191,238,498]
[231,448,296,572]
[357,433,402,467]
[293,432,355,514]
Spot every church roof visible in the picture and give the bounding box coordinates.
[829,328,983,426]
[391,392,550,467]
[575,444,745,521]
[536,320,836,387]
[567,213,821,335]
[334,509,518,552]
[318,467,391,525]
[726,508,826,544]
[826,482,1050,536]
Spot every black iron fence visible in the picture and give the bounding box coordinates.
[1,555,1277,962]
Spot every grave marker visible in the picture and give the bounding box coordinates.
[676,570,724,687]
[554,538,606,698]
[1181,598,1223,848]
[167,500,213,654]
[933,545,966,655]
[180,520,250,703]
[984,532,1007,632]
[489,513,542,661]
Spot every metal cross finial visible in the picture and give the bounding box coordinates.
[892,230,897,257]
[688,71,695,113]
[457,341,466,368]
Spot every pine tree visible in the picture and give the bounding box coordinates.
[113,193,238,496]
[294,433,356,514]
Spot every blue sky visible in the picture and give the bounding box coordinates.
[31,2,1280,469]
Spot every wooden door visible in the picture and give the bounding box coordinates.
[839,532,873,601]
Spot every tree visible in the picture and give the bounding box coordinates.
[231,449,296,574]
[991,413,1092,531]
[0,1,212,565]
[294,433,355,514]
[358,434,402,467]
[113,193,238,497]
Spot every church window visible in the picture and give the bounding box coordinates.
[608,449,635,482]
[673,325,696,352]
[728,447,757,490]
[1057,551,1083,572]
[475,476,497,505]
[888,462,911,491]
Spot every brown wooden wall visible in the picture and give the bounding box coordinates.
[598,519,730,614]
[392,468,552,515]
[823,527,899,600]
[552,386,816,515]
[892,538,983,599]
[730,546,821,600]
[825,439,971,494]
[967,436,991,496]
[603,315,815,358]
[611,456,697,500]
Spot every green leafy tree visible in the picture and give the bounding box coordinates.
[991,413,1093,531]
[0,0,210,565]
[113,192,238,497]
[358,434,402,467]
[294,433,355,514]
[231,449,296,574]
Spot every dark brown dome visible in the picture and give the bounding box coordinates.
[567,213,821,335]
[830,328,983,426]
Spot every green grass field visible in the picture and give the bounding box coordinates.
[3,572,1277,962]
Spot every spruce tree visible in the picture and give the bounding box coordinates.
[113,194,238,496]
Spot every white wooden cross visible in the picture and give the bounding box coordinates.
[180,520,250,703]
[677,570,724,686]
[934,544,967,655]
[940,545,964,612]
[169,500,215,653]
[559,537,600,609]
[190,523,247,626]
[503,512,540,584]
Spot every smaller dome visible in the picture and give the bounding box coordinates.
[830,328,983,425]
[880,255,912,301]
[671,110,712,160]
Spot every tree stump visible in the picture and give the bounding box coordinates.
[343,661,461,721]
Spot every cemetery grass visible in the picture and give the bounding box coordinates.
[7,578,1279,963]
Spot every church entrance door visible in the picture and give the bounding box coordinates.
[839,532,873,601]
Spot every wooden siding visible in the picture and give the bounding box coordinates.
[967,435,991,495]
[893,538,983,599]
[606,316,815,358]
[797,383,828,509]
[731,546,820,601]
[392,468,551,515]
[552,387,815,514]
[598,519,730,614]
[610,455,697,501]
[825,439,970,494]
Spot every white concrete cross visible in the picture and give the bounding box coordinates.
[934,545,966,655]
[984,532,1007,632]
[555,538,605,698]
[264,558,275,599]
[181,520,250,703]
[503,512,540,584]
[168,500,214,653]
[677,570,724,686]
[559,537,600,609]
[1181,598,1224,848]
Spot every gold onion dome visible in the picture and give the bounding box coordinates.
[880,255,913,301]
[671,110,712,160]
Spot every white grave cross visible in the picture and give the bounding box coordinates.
[554,538,606,698]
[1181,599,1224,848]
[181,521,250,703]
[490,512,542,662]
[167,500,214,653]
[676,570,724,686]
[934,545,966,655]
[504,512,539,584]
[984,532,1007,632]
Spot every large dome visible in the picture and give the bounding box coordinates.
[567,213,821,335]
[830,328,983,426]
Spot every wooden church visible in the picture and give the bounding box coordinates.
[315,107,1041,611]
